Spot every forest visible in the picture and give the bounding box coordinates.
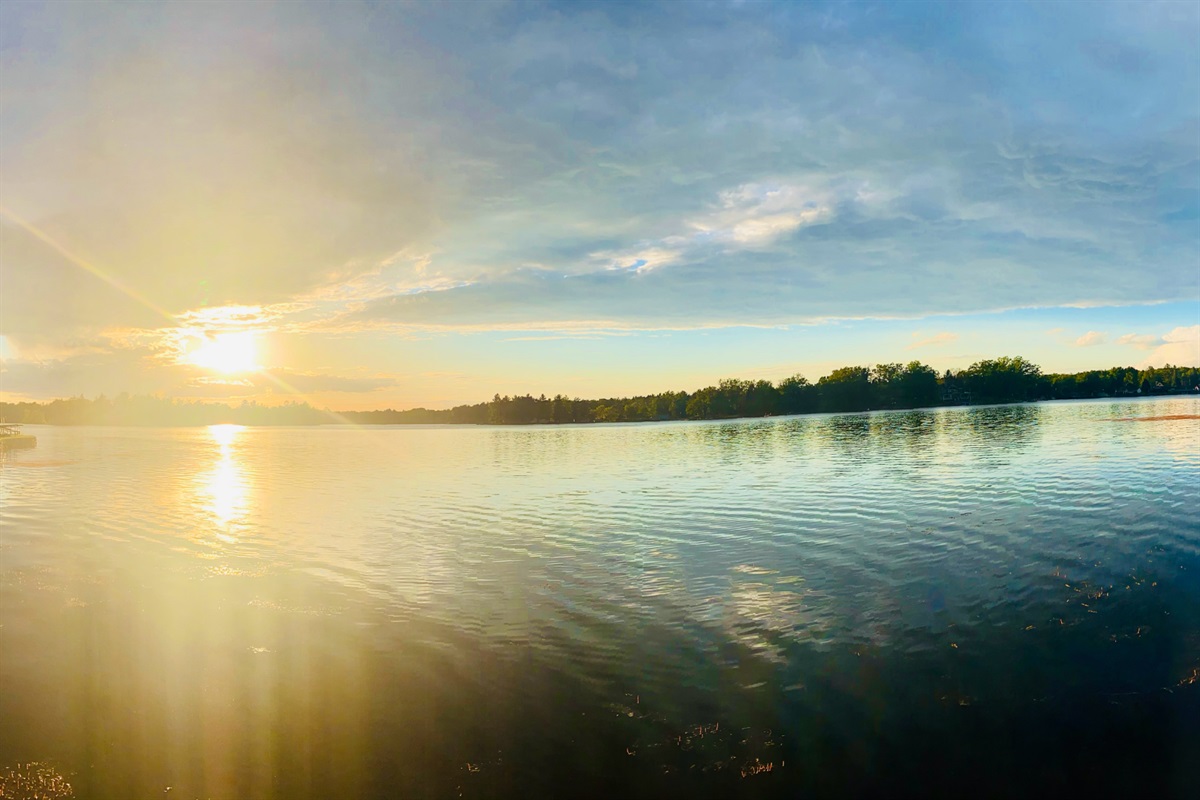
[2,358,1196,427]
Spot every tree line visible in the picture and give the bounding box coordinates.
[3,359,1195,427]
[0,396,328,427]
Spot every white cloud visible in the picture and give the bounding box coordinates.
[1073,330,1107,346]
[692,182,836,247]
[591,245,685,274]
[1115,325,1200,367]
[1142,325,1200,367]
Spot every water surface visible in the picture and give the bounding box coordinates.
[2,397,1198,797]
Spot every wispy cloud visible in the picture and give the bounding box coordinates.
[1073,331,1107,347]
[590,245,686,275]
[690,182,838,247]
[261,370,397,394]
[907,331,959,350]
[504,332,636,342]
[5,2,1197,343]
[1114,333,1162,350]
[1,1,1196,401]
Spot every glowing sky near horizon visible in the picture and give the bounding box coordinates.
[0,1,1197,410]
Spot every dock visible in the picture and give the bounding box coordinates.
[0,423,36,450]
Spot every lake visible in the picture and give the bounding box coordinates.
[1,397,1198,798]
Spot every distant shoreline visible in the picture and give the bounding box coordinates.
[3,395,1198,431]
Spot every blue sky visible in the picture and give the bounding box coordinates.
[1,1,1197,408]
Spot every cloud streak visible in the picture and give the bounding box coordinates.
[908,332,960,350]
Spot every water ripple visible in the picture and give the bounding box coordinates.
[1,397,1198,797]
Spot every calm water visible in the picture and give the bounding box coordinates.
[2,397,1198,798]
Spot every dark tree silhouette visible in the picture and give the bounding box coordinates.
[3,362,1196,427]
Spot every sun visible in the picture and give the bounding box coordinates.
[187,331,261,375]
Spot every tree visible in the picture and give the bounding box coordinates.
[870,363,904,408]
[591,404,619,423]
[777,374,815,415]
[898,361,939,408]
[817,366,871,412]
[550,394,571,423]
[685,388,716,419]
[960,356,1042,404]
[10,355,1194,429]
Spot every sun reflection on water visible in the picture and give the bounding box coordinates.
[201,424,250,534]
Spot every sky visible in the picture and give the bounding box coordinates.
[1,0,1197,411]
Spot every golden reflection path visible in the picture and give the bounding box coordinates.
[200,424,250,540]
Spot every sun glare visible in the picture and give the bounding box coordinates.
[188,331,260,375]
